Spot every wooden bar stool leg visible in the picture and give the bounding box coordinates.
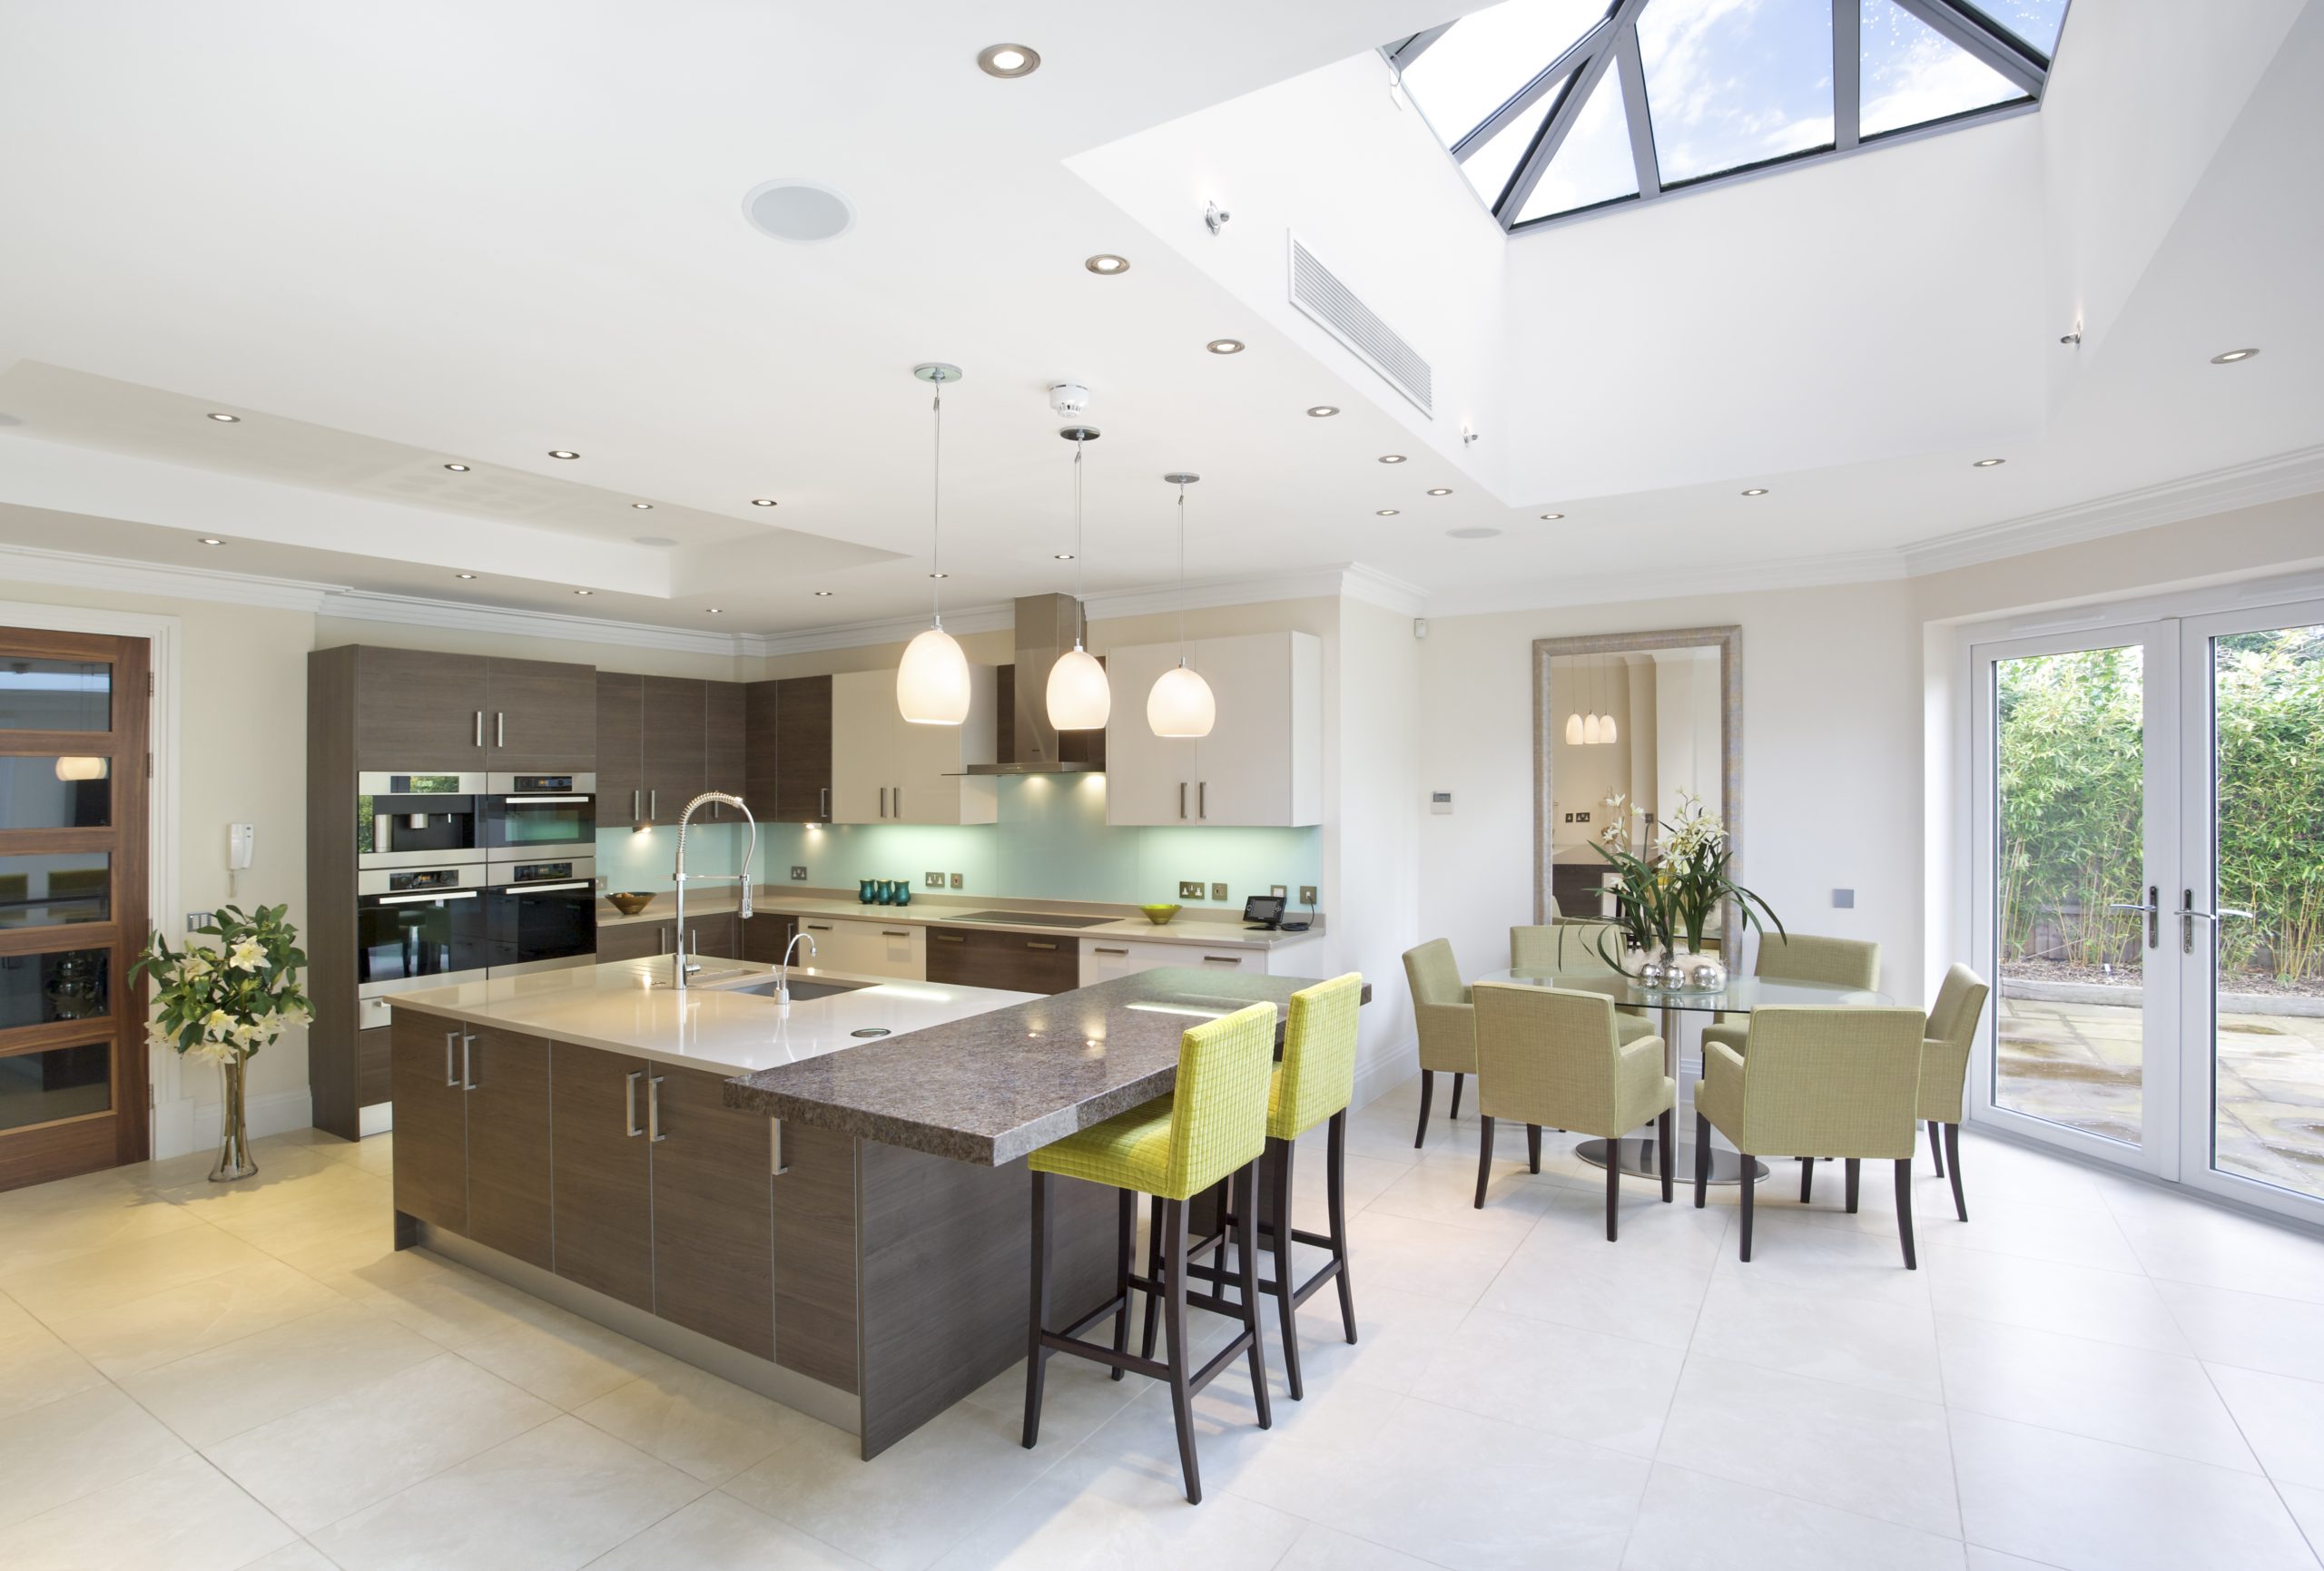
[1161,1196,1201,1504]
[1270,1136,1303,1401]
[1413,1070,1434,1148]
[1327,1111,1357,1344]
[1139,1193,1163,1362]
[1238,1160,1274,1428]
[1109,1186,1133,1381]
[1022,1171,1052,1448]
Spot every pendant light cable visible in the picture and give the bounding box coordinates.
[930,373,944,624]
[1176,477,1188,660]
[1073,432,1087,643]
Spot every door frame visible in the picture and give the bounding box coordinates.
[0,599,182,1161]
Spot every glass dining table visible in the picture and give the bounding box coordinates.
[1474,967,1895,1185]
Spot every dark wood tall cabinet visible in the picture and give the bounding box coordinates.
[596,673,645,827]
[743,675,832,822]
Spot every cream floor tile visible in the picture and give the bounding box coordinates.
[725,1399,1059,1571]
[143,1144,347,1207]
[210,1177,394,1259]
[1280,1278,1472,1398]
[0,1383,192,1529]
[1711,1208,1929,1301]
[314,1246,555,1350]
[1415,1305,1684,1458]
[927,1451,1305,1570]
[0,1288,33,1337]
[2203,1363,2324,1489]
[1941,1133,2117,1213]
[1478,1214,1717,1350]
[1949,1409,2318,1571]
[576,1357,833,1485]
[1922,1193,2145,1275]
[1963,1551,2065,1571]
[0,1221,271,1321]
[1656,1355,1959,1537]
[1343,1208,1525,1307]
[332,1132,397,1175]
[52,1257,348,1378]
[454,1300,676,1409]
[308,1413,705,1571]
[239,1543,344,1570]
[2108,1196,2324,1303]
[205,1351,556,1533]
[0,1188,208,1274]
[1373,1148,1562,1236]
[0,1450,296,1571]
[960,1336,1144,1452]
[1690,1272,1944,1403]
[2155,1278,2324,1382]
[0,1320,106,1419]
[586,1489,873,1570]
[1927,1245,2191,1355]
[119,1301,445,1446]
[259,1213,401,1280]
[1934,1315,2257,1472]
[2279,1481,2324,1562]
[1273,1524,1448,1571]
[1620,1463,1969,1571]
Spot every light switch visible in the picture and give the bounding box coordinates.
[950,872,964,889]
[1210,882,1227,901]
[1833,889,1856,908]
[1430,790,1453,814]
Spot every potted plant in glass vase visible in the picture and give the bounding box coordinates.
[1594,792,1784,989]
[133,904,310,1181]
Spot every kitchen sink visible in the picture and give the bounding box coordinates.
[731,977,870,1002]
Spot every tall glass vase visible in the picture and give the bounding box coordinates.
[211,1055,258,1182]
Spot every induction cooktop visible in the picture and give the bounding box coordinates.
[940,910,1118,928]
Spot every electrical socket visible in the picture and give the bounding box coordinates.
[950,872,964,889]
[1270,884,1287,899]
[925,872,944,888]
[1178,880,1204,899]
[593,875,607,891]
[186,911,214,932]
[790,865,809,881]
[1210,882,1227,901]
[1299,885,1318,906]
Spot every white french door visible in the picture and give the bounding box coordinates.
[1971,597,2324,1224]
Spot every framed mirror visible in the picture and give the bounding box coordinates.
[1532,626,1742,937]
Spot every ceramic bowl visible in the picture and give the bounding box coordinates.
[606,891,655,917]
[1138,903,1181,925]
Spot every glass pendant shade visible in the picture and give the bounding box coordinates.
[897,626,971,725]
[1147,661,1216,739]
[1046,643,1110,731]
[1601,712,1618,745]
[1582,712,1601,745]
[1564,712,1583,745]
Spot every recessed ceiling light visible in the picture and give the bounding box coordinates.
[1307,406,1339,417]
[813,589,834,597]
[2211,348,2260,364]
[198,536,224,545]
[742,179,855,244]
[1972,457,2005,467]
[1450,526,1502,539]
[707,608,723,614]
[1378,454,1407,464]
[442,462,470,472]
[1085,254,1129,275]
[1052,553,1076,561]
[1426,486,1453,496]
[1375,508,1400,516]
[977,43,1040,77]
[1741,487,1769,496]
[574,588,593,595]
[929,572,950,580]
[1540,512,1565,520]
[630,502,654,510]
[206,412,240,423]
[751,497,777,507]
[456,572,478,579]
[548,449,579,460]
[1206,339,1245,355]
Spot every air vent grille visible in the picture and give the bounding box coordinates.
[1287,235,1433,417]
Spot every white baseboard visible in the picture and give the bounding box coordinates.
[359,1101,395,1138]
[1352,1036,1418,1113]
[186,1087,316,1148]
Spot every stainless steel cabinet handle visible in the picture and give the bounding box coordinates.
[496,712,505,748]
[1202,955,1243,965]
[649,790,657,820]
[893,784,902,817]
[1198,781,1206,820]
[881,930,910,938]
[1178,781,1187,820]
[380,890,478,906]
[506,881,590,895]
[656,925,667,955]
[633,790,642,821]
[474,711,483,747]
[445,1030,459,1086]
[934,932,965,943]
[647,1075,667,1143]
[806,922,832,931]
[820,786,828,820]
[625,1070,644,1137]
[772,1118,789,1177]
[462,1032,478,1090]
[1093,947,1128,956]
[1026,940,1059,951]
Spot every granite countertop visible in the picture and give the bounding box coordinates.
[597,889,1327,953]
[386,957,1038,1078]
[724,967,1372,1166]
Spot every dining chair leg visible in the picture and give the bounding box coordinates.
[1238,1161,1275,1427]
[1472,1114,1494,1209]
[1945,1122,1967,1222]
[1693,1113,1710,1209]
[1527,1124,1541,1173]
[1139,1194,1163,1362]
[1413,1070,1434,1149]
[1895,1158,1917,1270]
[1845,1157,1861,1214]
[1449,1072,1464,1123]
[1657,1109,1675,1203]
[1604,1140,1621,1242]
[1160,1197,1202,1504]
[1109,1186,1132,1381]
[1269,1137,1303,1401]
[1738,1156,1756,1262]
[1327,1111,1357,1343]
[1799,1157,1816,1203]
[1022,1171,1051,1448]
[1929,1119,1946,1177]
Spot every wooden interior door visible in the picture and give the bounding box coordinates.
[0,629,151,1191]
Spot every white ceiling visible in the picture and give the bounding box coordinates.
[0,0,2316,636]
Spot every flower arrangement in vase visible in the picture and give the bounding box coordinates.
[133,904,310,1181]
[1590,792,1784,989]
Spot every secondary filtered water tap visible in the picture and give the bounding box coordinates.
[774,930,817,1007]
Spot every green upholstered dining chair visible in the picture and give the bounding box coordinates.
[1693,1005,1928,1267]
[1024,1001,1278,1505]
[1472,983,1676,1239]
[1403,939,1473,1147]
[1699,934,1883,1059]
[1915,964,1992,1222]
[1510,923,1657,1046]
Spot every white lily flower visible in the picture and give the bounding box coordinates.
[229,938,266,971]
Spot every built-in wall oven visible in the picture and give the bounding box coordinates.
[483,772,596,859]
[356,863,489,1029]
[486,855,597,977]
[358,772,485,869]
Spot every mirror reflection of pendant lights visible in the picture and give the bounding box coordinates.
[1600,654,1619,745]
[1147,473,1216,739]
[897,363,972,725]
[1045,426,1111,731]
[1562,654,1619,746]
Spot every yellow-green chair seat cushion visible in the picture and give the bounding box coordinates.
[1029,1095,1181,1194]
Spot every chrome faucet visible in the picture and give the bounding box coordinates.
[671,791,755,991]
[774,930,817,1006]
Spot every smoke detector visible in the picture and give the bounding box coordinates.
[1048,382,1091,417]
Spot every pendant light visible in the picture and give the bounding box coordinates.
[1600,653,1620,745]
[1147,472,1216,738]
[897,363,972,725]
[1045,426,1111,731]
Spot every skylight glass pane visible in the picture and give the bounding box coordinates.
[1860,0,2024,138]
[1514,65,1640,222]
[1459,79,1566,208]
[1978,0,2066,58]
[1640,0,1835,185]
[1400,0,1614,145]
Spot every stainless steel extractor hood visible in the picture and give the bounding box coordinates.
[962,592,1106,775]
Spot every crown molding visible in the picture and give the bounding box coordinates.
[740,604,1018,658]
[0,541,334,611]
[319,589,743,655]
[1424,545,1906,618]
[1901,443,2324,577]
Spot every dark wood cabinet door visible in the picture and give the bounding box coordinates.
[705,682,747,818]
[641,676,707,823]
[773,675,832,821]
[389,1011,467,1232]
[487,658,596,771]
[742,912,797,965]
[461,1025,553,1271]
[647,1065,775,1360]
[357,1024,394,1110]
[773,1120,858,1392]
[595,919,669,964]
[353,647,487,769]
[744,682,782,819]
[595,673,644,828]
[550,1042,654,1311]
[683,910,738,963]
[926,928,1078,994]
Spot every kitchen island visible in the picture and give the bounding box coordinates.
[386,953,1362,1457]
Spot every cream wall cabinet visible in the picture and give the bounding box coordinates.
[829,668,999,826]
[1100,632,1322,827]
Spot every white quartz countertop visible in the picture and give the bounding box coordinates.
[596,889,1324,952]
[387,956,1038,1078]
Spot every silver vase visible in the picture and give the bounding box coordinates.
[211,1056,258,1183]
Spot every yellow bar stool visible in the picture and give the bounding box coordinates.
[1022,1001,1278,1505]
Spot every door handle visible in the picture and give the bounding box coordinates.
[879,786,887,819]
[2181,889,2254,954]
[881,930,910,938]
[625,1070,644,1137]
[647,1075,667,1143]
[1202,955,1243,966]
[649,790,656,820]
[1178,781,1187,820]
[1093,947,1128,956]
[633,790,642,822]
[772,1118,790,1177]
[462,1032,478,1090]
[806,922,832,931]
[820,786,829,820]
[894,784,902,817]
[934,932,965,943]
[445,1029,459,1086]
[1198,781,1206,820]
[1026,939,1059,951]
[496,712,505,748]
[2109,886,2160,949]
[474,711,483,748]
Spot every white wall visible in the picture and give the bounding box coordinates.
[1328,597,1422,1096]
